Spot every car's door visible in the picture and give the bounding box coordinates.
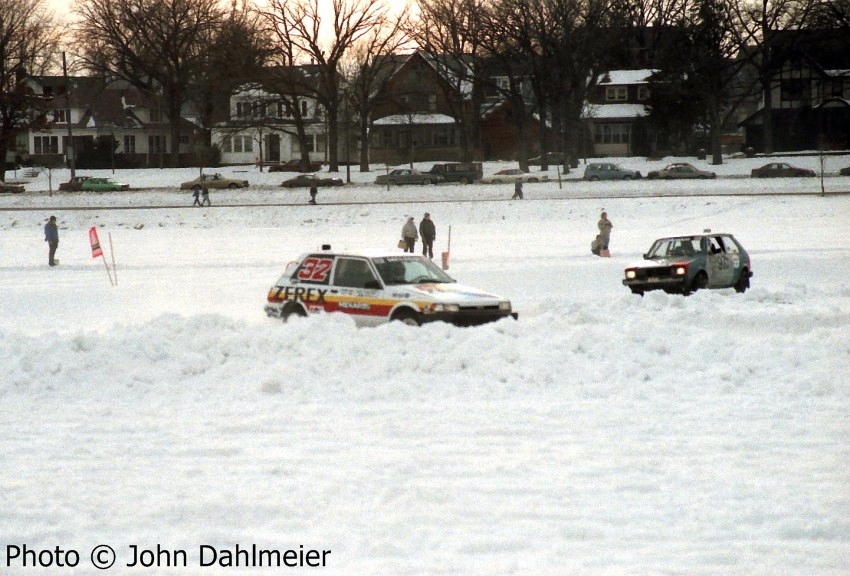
[705,236,735,286]
[328,257,388,326]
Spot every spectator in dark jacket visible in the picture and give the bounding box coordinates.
[419,213,436,258]
[44,215,59,266]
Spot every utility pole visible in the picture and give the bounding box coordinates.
[62,52,75,180]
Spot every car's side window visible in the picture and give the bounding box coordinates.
[721,236,739,253]
[333,258,378,289]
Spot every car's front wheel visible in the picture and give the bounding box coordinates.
[686,271,708,295]
[228,183,240,188]
[391,309,421,326]
[280,301,307,322]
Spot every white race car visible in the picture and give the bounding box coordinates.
[265,246,516,327]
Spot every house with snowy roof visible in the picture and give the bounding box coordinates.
[582,69,655,157]
[23,76,200,169]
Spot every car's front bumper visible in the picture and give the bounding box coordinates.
[422,309,518,326]
[623,277,688,292]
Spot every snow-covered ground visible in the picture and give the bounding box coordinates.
[2,154,849,575]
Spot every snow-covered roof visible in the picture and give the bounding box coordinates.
[824,69,850,78]
[582,103,650,120]
[373,113,456,126]
[598,69,657,85]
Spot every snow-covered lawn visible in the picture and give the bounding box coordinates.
[2,155,849,575]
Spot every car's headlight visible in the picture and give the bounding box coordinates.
[625,269,637,279]
[425,303,460,314]
[498,301,512,312]
[675,266,688,275]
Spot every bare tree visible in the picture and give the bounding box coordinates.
[409,0,490,162]
[264,0,391,172]
[340,8,411,171]
[186,1,271,169]
[0,0,59,181]
[74,0,226,168]
[733,0,816,154]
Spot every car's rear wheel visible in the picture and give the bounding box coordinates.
[459,176,470,184]
[734,268,750,293]
[391,309,421,326]
[589,176,600,181]
[422,178,432,185]
[280,302,307,322]
[623,175,633,180]
[228,183,239,188]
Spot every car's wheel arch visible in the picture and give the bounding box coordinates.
[280,301,308,321]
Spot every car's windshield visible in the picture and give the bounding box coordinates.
[646,237,701,259]
[373,256,455,285]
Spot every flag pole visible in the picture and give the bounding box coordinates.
[108,232,117,286]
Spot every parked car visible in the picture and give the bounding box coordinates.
[81,177,130,191]
[751,162,815,178]
[479,168,549,184]
[646,162,716,179]
[264,246,516,327]
[840,166,850,176]
[583,162,642,181]
[280,173,344,188]
[268,159,323,172]
[0,182,25,193]
[375,168,443,186]
[180,173,249,190]
[623,231,752,296]
[426,162,483,184]
[58,175,94,191]
[527,152,565,166]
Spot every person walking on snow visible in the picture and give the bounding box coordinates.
[44,215,59,266]
[401,216,418,253]
[419,212,436,259]
[597,211,613,257]
[512,180,524,199]
[201,187,211,206]
[309,185,318,204]
[192,185,202,206]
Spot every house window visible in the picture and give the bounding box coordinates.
[780,79,807,103]
[148,135,164,153]
[52,109,68,123]
[594,123,631,144]
[638,86,650,100]
[150,109,161,122]
[428,94,437,112]
[34,136,59,154]
[606,86,628,101]
[432,126,454,146]
[221,136,232,153]
[123,135,136,154]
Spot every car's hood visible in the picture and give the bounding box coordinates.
[399,282,506,303]
[627,257,692,269]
